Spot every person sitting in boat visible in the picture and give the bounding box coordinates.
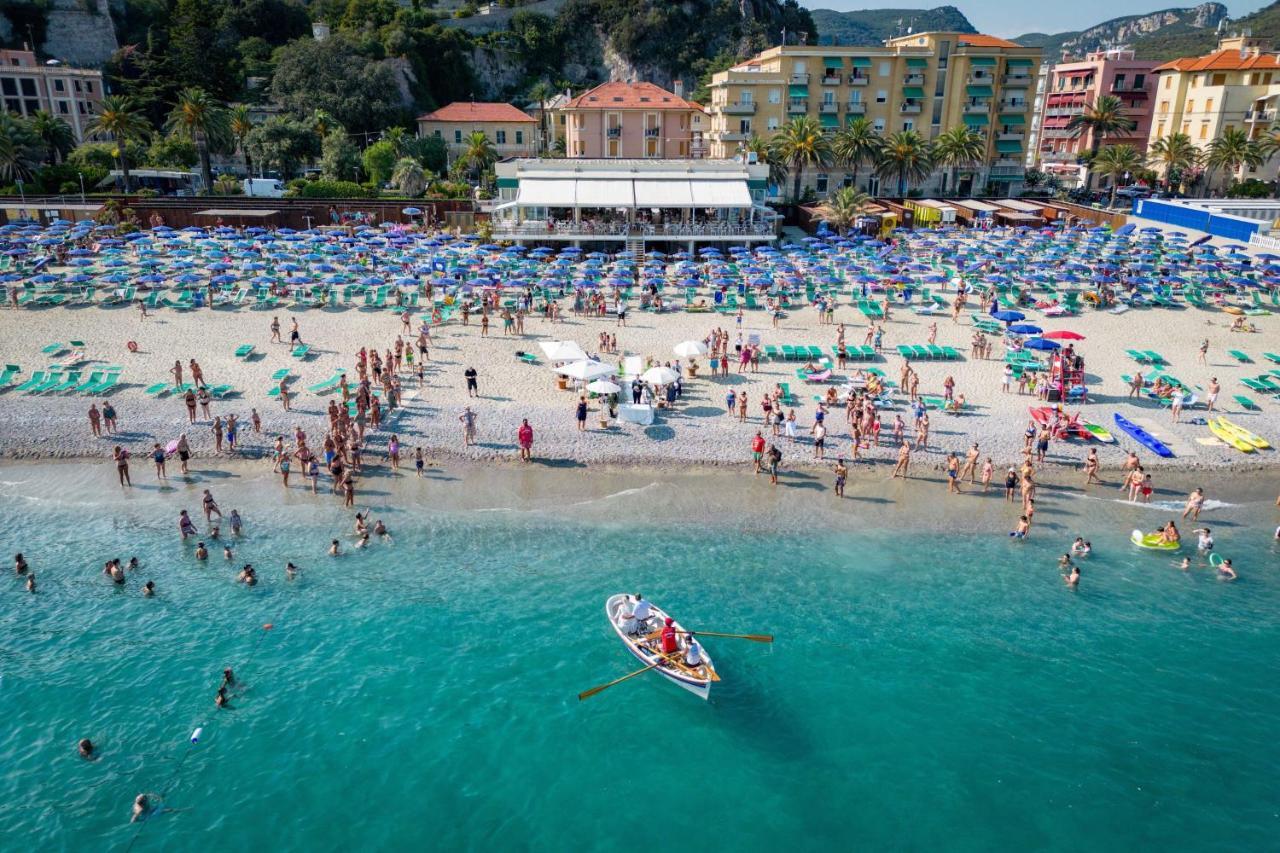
[1156,522,1180,545]
[660,617,679,655]
[620,593,651,635]
[684,634,703,669]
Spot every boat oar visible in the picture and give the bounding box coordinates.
[675,630,773,643]
[578,653,678,701]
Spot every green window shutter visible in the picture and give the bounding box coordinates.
[969,57,996,66]
[905,57,928,68]
[902,86,926,99]
[995,140,1022,153]
[496,178,518,188]
[1006,58,1033,67]
[820,114,839,127]
[788,85,808,98]
[850,57,872,67]
[966,85,994,98]
[824,57,844,69]
[998,113,1026,125]
[963,114,989,126]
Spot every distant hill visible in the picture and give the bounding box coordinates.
[1013,3,1227,61]
[810,5,975,46]
[1131,0,1280,60]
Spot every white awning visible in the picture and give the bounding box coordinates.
[689,180,752,207]
[517,179,577,206]
[634,179,694,207]
[576,179,632,208]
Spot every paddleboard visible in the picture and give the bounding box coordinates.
[1081,421,1115,443]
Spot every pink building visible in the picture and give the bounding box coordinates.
[1037,49,1157,184]
[561,81,708,159]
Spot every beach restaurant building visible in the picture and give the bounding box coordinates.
[490,158,777,253]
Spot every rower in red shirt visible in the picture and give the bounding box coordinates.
[660,617,679,654]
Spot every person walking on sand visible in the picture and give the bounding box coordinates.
[890,441,911,479]
[152,443,166,479]
[114,446,131,486]
[946,451,963,494]
[833,457,847,498]
[1182,487,1206,521]
[1197,338,1208,365]
[751,431,765,474]
[88,403,101,437]
[270,316,281,343]
[1206,377,1220,412]
[518,418,533,462]
[575,396,588,432]
[171,360,184,389]
[1084,447,1100,485]
[766,444,782,485]
[290,318,302,346]
[460,406,477,447]
[960,442,979,483]
[464,366,478,398]
[189,359,205,389]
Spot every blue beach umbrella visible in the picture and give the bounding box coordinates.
[1023,337,1060,350]
[1008,323,1042,335]
[992,310,1025,322]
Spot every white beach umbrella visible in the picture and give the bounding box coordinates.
[672,340,708,358]
[539,340,587,362]
[556,360,616,381]
[587,379,621,394]
[641,366,680,385]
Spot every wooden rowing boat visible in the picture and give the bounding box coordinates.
[605,594,718,700]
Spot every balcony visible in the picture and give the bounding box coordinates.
[1000,101,1028,111]
[997,131,1025,141]
[963,102,990,114]
[848,74,869,86]
[846,101,866,114]
[989,164,1025,177]
[606,127,622,138]
[899,102,922,114]
[722,102,756,115]
[787,99,808,113]
[790,72,809,84]
[716,130,749,142]
[903,73,925,85]
[644,127,660,137]
[1245,108,1277,122]
[967,74,994,85]
[821,73,841,85]
[1003,74,1031,86]
[819,102,839,114]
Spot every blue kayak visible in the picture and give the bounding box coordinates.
[1113,413,1175,458]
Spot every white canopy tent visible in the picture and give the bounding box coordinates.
[514,177,752,209]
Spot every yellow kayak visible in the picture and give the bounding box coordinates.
[1216,416,1271,450]
[1208,418,1255,452]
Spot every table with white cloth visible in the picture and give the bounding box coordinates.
[617,404,654,426]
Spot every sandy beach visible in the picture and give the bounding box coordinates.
[0,270,1276,476]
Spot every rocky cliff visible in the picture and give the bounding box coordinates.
[0,0,118,66]
[1015,3,1227,60]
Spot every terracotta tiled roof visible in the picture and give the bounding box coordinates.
[417,102,535,123]
[1154,49,1280,73]
[957,34,1024,49]
[564,81,699,111]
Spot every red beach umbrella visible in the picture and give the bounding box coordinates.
[1042,330,1085,340]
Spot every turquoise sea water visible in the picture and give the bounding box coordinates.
[1,464,1278,851]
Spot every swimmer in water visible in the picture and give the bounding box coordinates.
[1070,537,1091,556]
[215,687,229,708]
[329,539,341,556]
[78,738,94,759]
[236,564,257,586]
[229,509,242,535]
[1010,516,1029,539]
[1058,554,1074,570]
[1217,558,1237,580]
[14,553,29,574]
[373,519,388,536]
[354,531,371,549]
[1193,528,1213,551]
[142,580,155,597]
[127,557,139,570]
[131,794,152,822]
[26,573,35,593]
[208,524,220,539]
[104,560,125,584]
[285,562,299,580]
[194,542,208,561]
[223,544,233,561]
[1178,556,1191,570]
[1063,564,1080,587]
[222,668,235,688]
[354,513,368,535]
[178,510,197,540]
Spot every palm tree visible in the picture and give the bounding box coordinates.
[813,187,872,235]
[1146,132,1199,191]
[383,127,409,158]
[86,95,152,193]
[164,87,230,194]
[1205,127,1263,192]
[875,130,933,197]
[830,117,881,192]
[528,80,557,154]
[391,156,429,196]
[312,109,338,141]
[229,104,255,181]
[460,131,497,181]
[212,174,240,195]
[1092,144,1143,208]
[768,116,833,203]
[930,125,985,196]
[1066,95,1137,189]
[745,132,786,188]
[29,110,73,165]
[0,114,41,182]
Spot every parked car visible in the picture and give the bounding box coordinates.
[243,178,286,198]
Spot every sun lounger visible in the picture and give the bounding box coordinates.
[84,372,121,394]
[208,384,235,398]
[144,381,170,397]
[48,371,84,393]
[0,364,19,387]
[27,371,65,393]
[1143,350,1166,365]
[1263,353,1280,364]
[778,382,796,405]
[515,352,538,365]
[270,369,290,382]
[1234,395,1260,410]
[292,344,311,359]
[234,344,254,359]
[307,374,344,394]
[763,345,781,360]
[1228,350,1251,363]
[14,371,48,392]
[40,343,65,356]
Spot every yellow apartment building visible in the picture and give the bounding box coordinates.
[705,32,1040,196]
[1149,35,1280,186]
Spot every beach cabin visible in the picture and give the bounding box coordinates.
[907,199,957,227]
[950,199,999,228]
[992,199,1046,227]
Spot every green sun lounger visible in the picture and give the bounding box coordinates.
[84,373,121,394]
[27,371,65,393]
[763,345,781,360]
[779,382,796,405]
[896,345,915,359]
[14,371,48,392]
[234,344,254,359]
[144,381,170,397]
[292,344,311,359]
[270,369,290,382]
[516,353,538,365]
[1263,353,1280,364]
[0,364,19,386]
[1143,351,1166,366]
[308,374,344,394]
[208,384,234,398]
[40,343,65,356]
[48,371,84,393]
[1234,395,1260,410]
[1125,349,1149,364]
[780,345,797,361]
[1228,350,1251,363]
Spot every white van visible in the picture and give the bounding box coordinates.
[243,178,286,197]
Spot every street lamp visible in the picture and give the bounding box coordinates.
[78,171,85,204]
